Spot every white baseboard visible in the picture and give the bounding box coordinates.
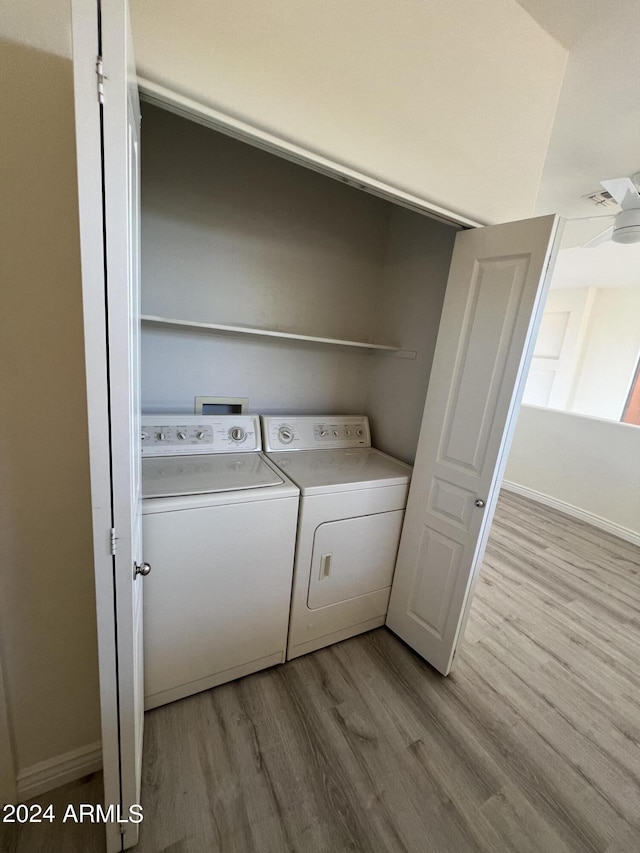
[501,481,640,548]
[16,741,102,801]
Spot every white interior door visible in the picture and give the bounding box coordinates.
[523,287,595,409]
[72,1,143,850]
[386,215,560,675]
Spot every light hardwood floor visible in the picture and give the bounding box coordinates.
[2,490,639,852]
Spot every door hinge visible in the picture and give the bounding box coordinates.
[96,55,105,104]
[110,528,117,556]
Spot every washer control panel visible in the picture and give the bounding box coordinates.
[141,415,260,455]
[262,415,371,451]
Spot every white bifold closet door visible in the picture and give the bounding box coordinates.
[72,0,144,850]
[387,215,560,675]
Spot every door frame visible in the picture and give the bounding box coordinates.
[72,3,123,851]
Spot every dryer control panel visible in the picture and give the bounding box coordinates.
[141,415,261,455]
[262,415,371,451]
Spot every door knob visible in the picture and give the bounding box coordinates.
[134,562,151,578]
[474,499,486,508]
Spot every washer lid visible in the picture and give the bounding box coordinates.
[142,452,283,498]
[267,448,412,495]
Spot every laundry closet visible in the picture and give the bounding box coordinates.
[139,103,459,463]
[72,9,560,849]
[136,98,558,689]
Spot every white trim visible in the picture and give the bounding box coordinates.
[71,4,122,853]
[16,742,102,802]
[137,77,483,231]
[502,480,640,547]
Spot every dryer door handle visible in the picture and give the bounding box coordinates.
[319,553,332,581]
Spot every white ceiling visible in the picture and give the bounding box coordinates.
[514,0,621,48]
[516,0,640,220]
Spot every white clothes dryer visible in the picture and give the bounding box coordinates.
[141,414,299,709]
[262,415,411,660]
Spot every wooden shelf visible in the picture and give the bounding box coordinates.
[141,315,417,359]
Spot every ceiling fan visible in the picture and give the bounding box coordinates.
[584,173,640,247]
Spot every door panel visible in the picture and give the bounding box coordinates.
[386,215,560,675]
[407,527,463,640]
[523,287,595,408]
[441,256,532,470]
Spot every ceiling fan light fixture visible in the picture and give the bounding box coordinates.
[611,208,640,244]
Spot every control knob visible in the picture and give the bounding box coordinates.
[196,431,207,440]
[177,431,187,440]
[141,431,149,442]
[229,426,246,443]
[356,428,364,437]
[278,426,294,444]
[156,432,167,441]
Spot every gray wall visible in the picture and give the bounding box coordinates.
[141,105,389,418]
[366,208,455,462]
[141,105,390,340]
[140,105,456,461]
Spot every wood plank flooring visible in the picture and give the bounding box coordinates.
[2,490,639,852]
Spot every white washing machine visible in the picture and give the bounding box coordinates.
[141,414,299,710]
[262,415,412,660]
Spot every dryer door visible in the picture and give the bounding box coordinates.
[308,511,404,609]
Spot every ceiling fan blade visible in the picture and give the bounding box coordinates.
[583,225,614,248]
[600,177,640,210]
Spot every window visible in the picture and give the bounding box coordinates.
[523,218,640,425]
